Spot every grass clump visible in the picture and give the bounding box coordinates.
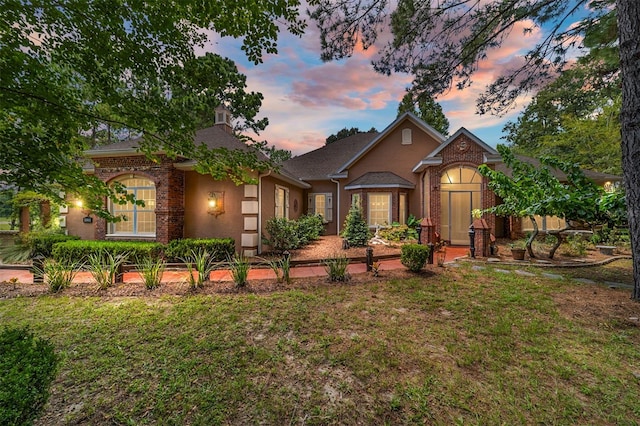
[43,259,82,293]
[0,327,58,426]
[182,249,217,290]
[229,253,250,287]
[324,253,350,281]
[138,256,165,290]
[87,251,129,290]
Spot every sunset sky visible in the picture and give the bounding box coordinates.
[201,10,579,157]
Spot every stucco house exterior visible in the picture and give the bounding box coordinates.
[61,110,620,255]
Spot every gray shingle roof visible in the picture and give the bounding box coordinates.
[281,132,378,180]
[85,126,257,158]
[345,172,415,189]
[495,154,622,184]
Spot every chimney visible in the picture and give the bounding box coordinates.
[214,105,233,134]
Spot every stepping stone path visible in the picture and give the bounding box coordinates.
[542,272,564,280]
[514,270,536,277]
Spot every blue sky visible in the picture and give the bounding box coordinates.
[200,16,561,156]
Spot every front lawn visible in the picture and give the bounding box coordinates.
[1,263,639,424]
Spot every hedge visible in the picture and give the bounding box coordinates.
[164,238,235,262]
[52,240,164,264]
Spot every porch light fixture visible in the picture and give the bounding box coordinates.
[207,191,225,217]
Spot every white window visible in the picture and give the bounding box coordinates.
[308,193,333,222]
[402,128,412,145]
[109,176,156,236]
[368,192,392,227]
[521,215,566,232]
[275,186,289,219]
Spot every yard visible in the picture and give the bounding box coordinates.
[1,259,639,425]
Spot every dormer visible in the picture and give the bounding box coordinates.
[214,105,233,134]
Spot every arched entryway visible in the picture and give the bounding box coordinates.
[440,166,481,245]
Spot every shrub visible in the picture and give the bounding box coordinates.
[0,327,59,426]
[401,244,430,272]
[562,233,588,257]
[379,224,410,242]
[0,230,79,263]
[165,238,234,263]
[52,240,162,264]
[342,205,370,247]
[324,254,350,282]
[263,217,302,252]
[297,214,324,245]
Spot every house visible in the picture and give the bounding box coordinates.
[61,110,621,255]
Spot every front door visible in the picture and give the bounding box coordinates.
[439,166,483,245]
[442,191,480,245]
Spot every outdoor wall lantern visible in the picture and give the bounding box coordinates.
[207,191,225,217]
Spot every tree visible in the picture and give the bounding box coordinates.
[1,1,306,218]
[479,145,627,259]
[397,93,449,136]
[503,11,621,174]
[325,127,377,144]
[310,0,640,298]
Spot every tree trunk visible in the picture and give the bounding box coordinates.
[526,215,538,258]
[617,0,640,300]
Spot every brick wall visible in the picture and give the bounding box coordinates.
[92,155,185,244]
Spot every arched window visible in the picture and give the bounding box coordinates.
[108,176,156,236]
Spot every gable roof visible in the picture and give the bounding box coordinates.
[332,112,445,177]
[344,172,415,190]
[282,112,446,181]
[412,127,499,172]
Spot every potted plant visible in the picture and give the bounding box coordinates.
[509,240,526,260]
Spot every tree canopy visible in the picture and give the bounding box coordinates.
[0,0,306,217]
[397,93,449,136]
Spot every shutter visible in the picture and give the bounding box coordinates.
[326,193,333,222]
[308,194,314,215]
[275,188,280,216]
[285,190,289,219]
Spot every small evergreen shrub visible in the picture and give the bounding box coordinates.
[342,205,370,247]
[52,240,162,264]
[263,217,302,252]
[165,238,235,263]
[401,244,430,272]
[0,327,59,426]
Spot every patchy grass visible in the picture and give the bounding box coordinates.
[1,264,639,425]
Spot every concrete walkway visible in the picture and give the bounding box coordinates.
[0,246,470,284]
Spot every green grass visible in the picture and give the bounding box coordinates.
[1,264,639,424]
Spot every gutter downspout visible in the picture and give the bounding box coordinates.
[258,170,272,255]
[331,178,340,235]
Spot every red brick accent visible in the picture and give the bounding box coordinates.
[92,155,185,244]
[427,133,497,244]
